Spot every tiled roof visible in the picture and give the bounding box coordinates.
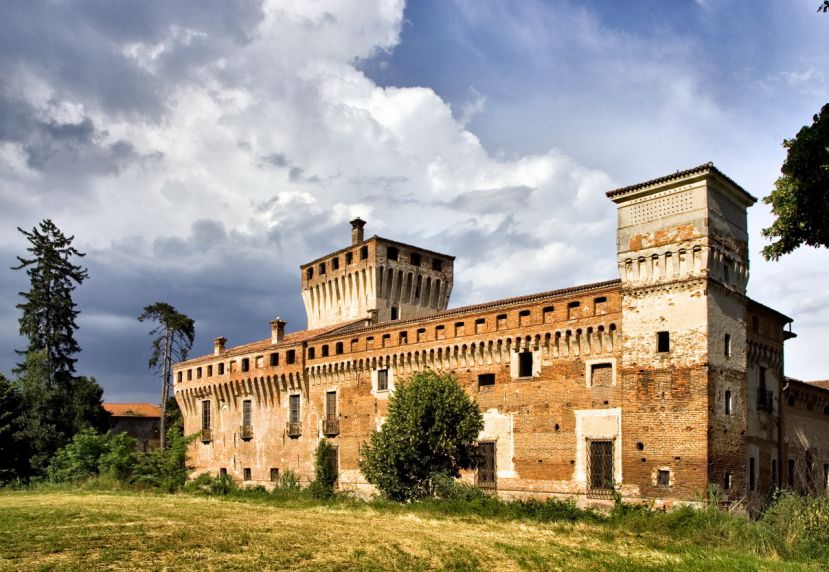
[104,403,161,417]
[807,380,829,390]
[605,162,756,203]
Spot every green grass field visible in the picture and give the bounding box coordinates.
[0,490,820,571]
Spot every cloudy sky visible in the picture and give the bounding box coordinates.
[1,1,827,402]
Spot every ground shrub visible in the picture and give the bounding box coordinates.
[753,491,829,561]
[47,430,139,483]
[308,439,337,499]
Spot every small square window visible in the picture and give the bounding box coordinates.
[435,325,445,340]
[345,252,354,265]
[321,345,329,357]
[366,336,375,349]
[270,468,279,482]
[417,328,426,342]
[432,258,443,271]
[378,369,389,392]
[387,246,399,261]
[519,310,531,326]
[286,350,296,364]
[543,306,555,324]
[478,373,495,387]
[657,331,670,353]
[382,334,391,348]
[332,257,340,270]
[475,318,486,334]
[219,468,227,477]
[454,321,465,336]
[657,469,670,487]
[567,301,580,320]
[243,468,252,481]
[410,252,421,266]
[399,331,408,344]
[270,352,279,366]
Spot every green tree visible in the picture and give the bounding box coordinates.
[359,370,484,501]
[47,429,139,483]
[0,372,27,483]
[138,303,195,449]
[308,439,338,498]
[762,103,829,260]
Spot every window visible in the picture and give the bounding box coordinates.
[345,251,353,265]
[187,369,192,381]
[177,371,182,383]
[725,390,733,415]
[335,341,344,355]
[657,469,670,487]
[724,472,732,490]
[590,362,613,387]
[543,306,555,324]
[270,352,279,366]
[332,256,339,270]
[752,315,759,333]
[201,401,211,430]
[286,350,296,364]
[243,468,252,481]
[366,336,375,349]
[219,468,227,477]
[390,305,399,320]
[788,458,796,488]
[399,331,408,344]
[478,373,495,387]
[319,262,326,274]
[594,296,607,315]
[289,394,300,423]
[410,252,421,266]
[567,301,580,320]
[824,464,829,491]
[307,347,316,360]
[241,358,249,372]
[496,314,507,330]
[242,399,252,428]
[378,369,389,392]
[417,328,426,342]
[454,321,465,336]
[435,325,445,340]
[387,246,399,261]
[218,362,225,375]
[749,457,756,491]
[351,338,359,352]
[270,468,279,482]
[207,365,213,377]
[432,258,443,271]
[724,334,731,357]
[518,351,533,378]
[657,331,670,353]
[326,391,337,421]
[360,245,368,260]
[475,318,486,334]
[196,367,202,379]
[723,261,731,283]
[382,334,391,348]
[321,345,329,357]
[306,267,313,280]
[476,442,496,488]
[519,310,531,326]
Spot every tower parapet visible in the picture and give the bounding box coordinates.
[300,220,454,328]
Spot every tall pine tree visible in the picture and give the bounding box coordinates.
[12,220,108,476]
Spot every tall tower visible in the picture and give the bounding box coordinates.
[300,219,454,329]
[607,163,757,498]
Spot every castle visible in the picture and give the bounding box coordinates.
[173,163,829,505]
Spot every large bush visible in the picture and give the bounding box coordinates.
[133,423,194,492]
[47,429,138,482]
[359,370,483,501]
[308,439,338,499]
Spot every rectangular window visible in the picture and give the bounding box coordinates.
[196,367,202,379]
[335,341,344,354]
[432,258,443,271]
[594,296,607,315]
[242,399,252,428]
[476,442,496,488]
[321,345,329,357]
[588,440,614,493]
[332,256,340,270]
[326,391,337,422]
[230,360,236,373]
[657,469,670,487]
[410,252,421,266]
[218,362,225,375]
[657,331,670,353]
[417,328,426,342]
[399,331,408,345]
[243,468,252,481]
[590,363,613,387]
[306,267,313,280]
[286,350,296,364]
[788,458,796,488]
[567,301,580,320]
[518,351,533,378]
[475,318,486,334]
[201,400,211,430]
[387,246,399,261]
[724,334,731,357]
[319,262,326,275]
[207,365,213,377]
[824,464,829,491]
[382,334,391,348]
[360,245,368,260]
[724,472,732,490]
[378,369,389,392]
[256,355,263,368]
[543,306,555,324]
[241,358,250,372]
[219,468,227,477]
[435,325,445,340]
[518,310,531,326]
[177,371,182,383]
[723,261,731,283]
[308,347,316,360]
[187,369,192,381]
[454,321,465,336]
[366,336,375,349]
[496,314,507,330]
[345,251,353,265]
[270,468,279,482]
[351,338,358,352]
[270,352,279,366]
[478,373,495,387]
[289,394,300,423]
[749,457,757,491]
[725,390,733,415]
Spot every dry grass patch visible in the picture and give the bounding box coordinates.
[0,491,818,571]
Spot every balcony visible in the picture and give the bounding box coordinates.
[322,418,340,436]
[286,421,302,438]
[200,428,213,443]
[757,389,774,413]
[239,425,253,441]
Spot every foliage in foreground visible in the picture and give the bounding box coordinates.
[359,370,484,501]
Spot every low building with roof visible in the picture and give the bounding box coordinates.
[104,403,162,452]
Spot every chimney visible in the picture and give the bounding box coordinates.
[270,317,286,343]
[213,336,227,355]
[350,217,366,245]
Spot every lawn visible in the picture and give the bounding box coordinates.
[0,490,817,571]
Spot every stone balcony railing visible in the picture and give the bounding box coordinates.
[200,428,213,443]
[322,418,340,436]
[286,421,302,438]
[239,425,254,441]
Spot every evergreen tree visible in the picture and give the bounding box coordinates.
[0,371,27,483]
[138,303,195,449]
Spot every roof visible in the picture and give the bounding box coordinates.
[104,403,161,418]
[300,234,455,269]
[807,380,829,390]
[605,162,757,205]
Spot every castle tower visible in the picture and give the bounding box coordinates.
[607,163,757,498]
[300,219,455,329]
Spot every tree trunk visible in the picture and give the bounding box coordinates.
[160,329,173,450]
